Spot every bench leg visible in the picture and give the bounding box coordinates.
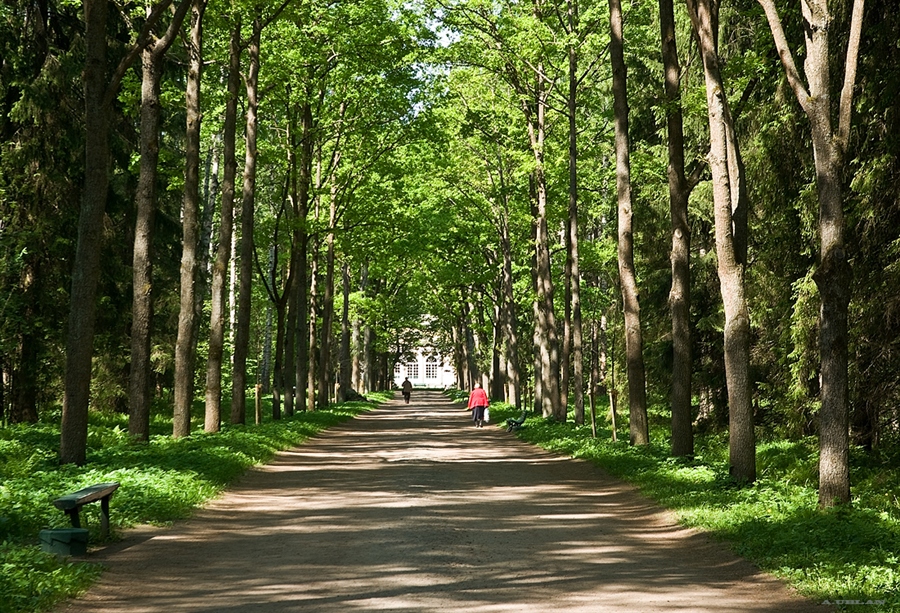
[66,508,82,529]
[100,496,111,539]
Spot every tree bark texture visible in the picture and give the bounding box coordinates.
[231,17,261,424]
[609,0,649,445]
[500,214,521,408]
[339,262,352,402]
[567,0,585,426]
[129,47,163,442]
[756,0,863,505]
[208,19,240,428]
[173,0,207,438]
[659,0,694,457]
[61,0,109,465]
[688,0,755,481]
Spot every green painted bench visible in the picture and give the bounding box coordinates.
[53,482,120,539]
[505,410,527,432]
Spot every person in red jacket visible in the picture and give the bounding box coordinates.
[467,382,490,428]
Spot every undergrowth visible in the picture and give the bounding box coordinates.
[0,393,384,613]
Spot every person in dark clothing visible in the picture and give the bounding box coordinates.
[401,377,413,404]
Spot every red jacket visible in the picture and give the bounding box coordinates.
[467,387,490,409]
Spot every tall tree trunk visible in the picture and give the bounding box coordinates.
[567,0,585,426]
[500,213,521,408]
[293,99,313,410]
[61,0,177,462]
[589,317,599,438]
[491,288,505,401]
[609,0,649,445]
[231,17,261,424]
[207,19,240,428]
[129,0,196,438]
[318,186,337,408]
[529,180,543,415]
[307,248,319,411]
[12,261,39,424]
[532,128,561,421]
[338,261,351,402]
[173,0,207,438]
[688,0,754,481]
[757,0,864,506]
[60,0,110,465]
[283,96,299,418]
[128,47,163,442]
[659,0,694,457]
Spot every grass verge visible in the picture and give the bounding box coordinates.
[485,403,900,613]
[0,393,385,613]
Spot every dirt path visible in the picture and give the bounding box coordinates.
[57,391,826,612]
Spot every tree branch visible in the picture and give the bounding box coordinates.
[838,0,865,149]
[756,0,810,113]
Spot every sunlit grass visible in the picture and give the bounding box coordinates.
[0,392,384,613]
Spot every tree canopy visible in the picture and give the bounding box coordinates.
[0,0,897,508]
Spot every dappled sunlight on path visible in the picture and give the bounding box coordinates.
[57,391,827,612]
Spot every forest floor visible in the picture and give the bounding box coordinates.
[54,391,829,612]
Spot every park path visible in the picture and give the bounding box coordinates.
[57,391,826,613]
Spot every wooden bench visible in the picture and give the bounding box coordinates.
[53,482,120,540]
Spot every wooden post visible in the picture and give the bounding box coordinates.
[255,383,262,424]
[609,389,618,442]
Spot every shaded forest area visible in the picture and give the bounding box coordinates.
[1,0,899,511]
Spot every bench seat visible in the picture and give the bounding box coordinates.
[53,482,120,539]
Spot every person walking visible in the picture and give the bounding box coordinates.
[401,377,413,404]
[467,382,490,428]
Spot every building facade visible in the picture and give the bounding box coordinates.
[393,350,456,389]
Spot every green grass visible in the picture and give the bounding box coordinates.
[485,402,900,613]
[0,392,386,613]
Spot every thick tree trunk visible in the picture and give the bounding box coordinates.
[129,47,163,442]
[60,0,109,465]
[689,0,754,481]
[128,0,191,441]
[207,20,240,429]
[231,18,261,424]
[659,0,694,457]
[757,0,863,505]
[609,0,649,445]
[173,0,207,438]
[62,0,181,461]
[13,263,39,424]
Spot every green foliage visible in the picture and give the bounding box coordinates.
[0,398,378,612]
[501,409,900,611]
[0,542,102,613]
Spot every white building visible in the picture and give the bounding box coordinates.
[394,350,456,389]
